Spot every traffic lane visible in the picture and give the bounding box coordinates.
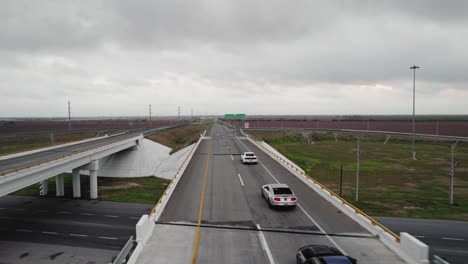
[201,154,253,226]
[158,125,216,223]
[376,217,468,241]
[0,132,139,172]
[198,227,268,264]
[0,195,150,223]
[197,124,268,264]
[377,217,468,264]
[237,137,368,235]
[231,134,408,263]
[235,161,321,232]
[158,139,210,223]
[0,217,129,250]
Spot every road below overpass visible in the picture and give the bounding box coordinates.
[0,195,151,257]
[377,217,468,264]
[137,123,406,263]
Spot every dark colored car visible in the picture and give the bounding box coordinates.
[296,245,357,264]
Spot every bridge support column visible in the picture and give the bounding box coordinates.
[56,174,64,197]
[39,179,48,196]
[72,168,81,198]
[88,161,99,199]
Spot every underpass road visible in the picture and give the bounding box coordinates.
[152,123,406,264]
[0,195,151,250]
[377,217,468,264]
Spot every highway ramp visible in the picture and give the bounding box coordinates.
[136,123,406,264]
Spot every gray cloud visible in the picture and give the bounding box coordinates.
[0,0,467,116]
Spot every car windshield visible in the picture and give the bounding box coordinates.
[321,256,353,264]
[273,187,292,195]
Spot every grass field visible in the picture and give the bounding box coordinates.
[147,123,209,153]
[13,174,170,204]
[249,130,468,221]
[0,131,111,156]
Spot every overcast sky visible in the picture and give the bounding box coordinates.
[1,0,467,117]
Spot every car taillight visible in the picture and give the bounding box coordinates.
[273,197,281,202]
[290,197,297,201]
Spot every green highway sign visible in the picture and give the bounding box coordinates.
[224,114,246,119]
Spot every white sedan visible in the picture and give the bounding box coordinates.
[262,183,297,208]
[241,152,258,164]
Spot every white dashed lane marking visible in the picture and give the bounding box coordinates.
[69,233,88,237]
[99,236,118,240]
[16,229,32,233]
[42,231,58,235]
[237,173,245,186]
[442,237,464,241]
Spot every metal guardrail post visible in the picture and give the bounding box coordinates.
[112,236,134,264]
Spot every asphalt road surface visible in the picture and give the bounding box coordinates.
[138,123,406,264]
[377,217,468,264]
[0,195,151,261]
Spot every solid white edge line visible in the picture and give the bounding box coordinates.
[442,237,464,241]
[413,235,425,238]
[231,155,234,160]
[237,134,348,256]
[297,204,347,255]
[237,173,245,186]
[256,224,276,264]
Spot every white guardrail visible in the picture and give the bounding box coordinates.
[127,129,208,264]
[240,129,430,264]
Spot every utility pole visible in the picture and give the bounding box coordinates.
[178,106,181,120]
[355,138,360,201]
[410,65,420,160]
[191,108,193,121]
[149,104,152,128]
[68,100,71,133]
[339,163,343,197]
[449,141,459,205]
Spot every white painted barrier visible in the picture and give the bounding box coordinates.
[241,130,429,264]
[0,134,113,160]
[127,129,207,264]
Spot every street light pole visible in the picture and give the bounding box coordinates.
[449,141,459,205]
[410,65,420,160]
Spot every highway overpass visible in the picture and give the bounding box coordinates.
[0,132,145,198]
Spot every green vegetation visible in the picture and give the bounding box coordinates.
[249,130,468,221]
[0,131,107,156]
[147,124,209,153]
[13,174,170,205]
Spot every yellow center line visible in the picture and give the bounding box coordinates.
[192,131,213,264]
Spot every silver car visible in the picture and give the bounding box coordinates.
[262,183,297,207]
